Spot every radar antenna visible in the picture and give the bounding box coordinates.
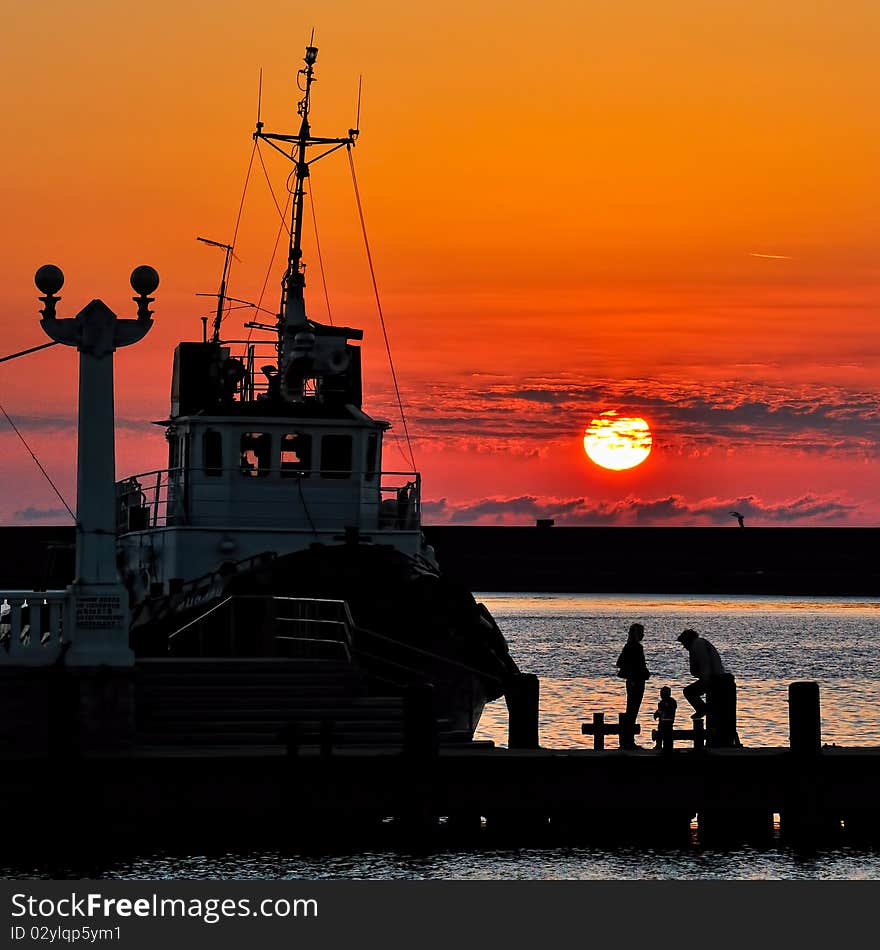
[196,236,239,343]
[252,39,360,379]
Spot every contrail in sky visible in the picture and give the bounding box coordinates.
[748,252,793,260]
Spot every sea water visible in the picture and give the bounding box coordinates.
[474,592,880,749]
[5,593,880,880]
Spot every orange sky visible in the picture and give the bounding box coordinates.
[1,2,878,525]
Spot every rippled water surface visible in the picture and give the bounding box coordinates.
[475,593,880,748]
[4,593,880,880]
[10,844,880,881]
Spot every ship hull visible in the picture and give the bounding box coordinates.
[130,542,517,742]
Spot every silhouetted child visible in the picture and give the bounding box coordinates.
[653,686,677,748]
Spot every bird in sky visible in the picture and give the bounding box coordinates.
[730,511,746,528]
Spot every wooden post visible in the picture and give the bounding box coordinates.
[789,681,821,753]
[506,673,540,750]
[403,684,437,758]
[591,712,605,750]
[707,673,738,747]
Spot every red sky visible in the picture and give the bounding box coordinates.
[1,2,878,525]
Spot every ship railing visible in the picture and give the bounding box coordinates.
[245,595,496,737]
[218,341,336,403]
[0,590,68,664]
[278,598,503,736]
[160,591,499,736]
[271,597,354,661]
[165,594,353,662]
[222,341,281,403]
[115,468,421,532]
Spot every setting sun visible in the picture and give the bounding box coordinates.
[584,411,653,471]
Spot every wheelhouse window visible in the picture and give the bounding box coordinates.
[321,434,353,479]
[203,430,223,477]
[240,432,271,477]
[281,432,312,478]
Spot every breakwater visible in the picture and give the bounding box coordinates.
[424,526,880,596]
[1,525,879,595]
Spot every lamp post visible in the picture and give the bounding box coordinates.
[35,263,157,666]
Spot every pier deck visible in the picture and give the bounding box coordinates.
[5,743,880,851]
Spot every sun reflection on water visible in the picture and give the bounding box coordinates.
[476,592,880,748]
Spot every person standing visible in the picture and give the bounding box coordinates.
[676,628,738,746]
[615,622,651,747]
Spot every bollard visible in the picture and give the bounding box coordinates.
[789,682,821,753]
[783,682,832,844]
[506,673,540,749]
[403,684,438,758]
[706,673,738,747]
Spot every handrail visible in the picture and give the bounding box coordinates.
[273,596,503,688]
[167,596,234,641]
[350,622,505,686]
[158,592,504,689]
[116,467,421,532]
[0,589,68,663]
[118,466,419,481]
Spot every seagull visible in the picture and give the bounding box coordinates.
[729,511,745,528]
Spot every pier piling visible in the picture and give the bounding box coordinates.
[506,673,540,749]
[788,681,821,753]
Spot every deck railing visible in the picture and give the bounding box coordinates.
[116,468,421,532]
[0,590,68,663]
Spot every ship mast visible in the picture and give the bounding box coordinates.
[253,38,359,377]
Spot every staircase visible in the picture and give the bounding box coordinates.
[135,658,410,749]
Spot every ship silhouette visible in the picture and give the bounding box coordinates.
[111,42,520,746]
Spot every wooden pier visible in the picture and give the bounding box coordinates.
[3,677,880,855]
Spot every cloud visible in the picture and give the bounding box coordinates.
[0,414,153,433]
[388,376,880,458]
[423,492,859,526]
[13,506,72,522]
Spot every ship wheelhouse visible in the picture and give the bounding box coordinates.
[113,38,431,607]
[115,334,425,605]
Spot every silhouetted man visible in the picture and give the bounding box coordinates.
[616,622,651,748]
[676,628,738,746]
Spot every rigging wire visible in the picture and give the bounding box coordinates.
[0,403,75,521]
[249,204,290,341]
[346,146,417,472]
[218,139,258,327]
[0,341,59,365]
[307,178,334,325]
[248,143,294,343]
[0,342,75,519]
[255,141,292,237]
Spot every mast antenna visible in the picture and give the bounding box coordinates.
[350,75,362,140]
[252,37,360,384]
[197,236,239,343]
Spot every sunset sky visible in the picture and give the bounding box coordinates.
[1,2,878,525]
